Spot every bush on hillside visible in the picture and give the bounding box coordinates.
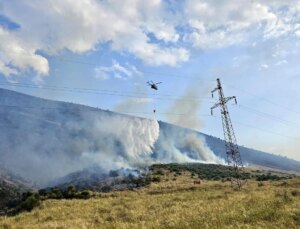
[38,186,92,200]
[77,190,91,199]
[256,173,282,181]
[48,188,63,199]
[63,186,77,199]
[151,176,161,183]
[18,192,40,212]
[101,185,112,193]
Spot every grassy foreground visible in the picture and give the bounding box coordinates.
[1,170,300,229]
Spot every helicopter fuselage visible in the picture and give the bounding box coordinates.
[151,85,158,90]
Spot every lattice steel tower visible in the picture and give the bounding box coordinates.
[211,78,245,189]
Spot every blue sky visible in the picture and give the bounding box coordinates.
[1,0,300,161]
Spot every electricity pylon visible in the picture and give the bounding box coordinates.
[211,78,245,189]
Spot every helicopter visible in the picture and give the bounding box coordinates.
[147,81,162,90]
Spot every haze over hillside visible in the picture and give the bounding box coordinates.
[0,88,299,187]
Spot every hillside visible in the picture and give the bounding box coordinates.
[0,88,300,188]
[44,163,296,193]
[158,122,300,173]
[0,164,299,228]
[0,167,32,215]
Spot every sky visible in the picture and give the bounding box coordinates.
[1,0,300,161]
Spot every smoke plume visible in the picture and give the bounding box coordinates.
[153,122,224,165]
[165,81,208,130]
[0,88,223,187]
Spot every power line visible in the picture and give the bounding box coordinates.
[4,81,300,130]
[3,81,300,129]
[2,80,300,127]
[6,80,299,126]
[0,81,215,103]
[0,104,213,117]
[209,115,300,142]
[2,77,300,142]
[2,81,300,131]
[1,102,300,142]
[5,51,300,119]
[226,84,300,116]
[234,120,300,141]
[119,111,213,117]
[236,104,300,129]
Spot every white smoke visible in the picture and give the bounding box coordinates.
[0,90,223,187]
[160,80,223,164]
[154,123,224,165]
[79,114,160,169]
[178,133,224,164]
[165,81,207,130]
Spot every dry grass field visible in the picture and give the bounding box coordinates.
[1,169,300,229]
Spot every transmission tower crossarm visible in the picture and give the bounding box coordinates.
[210,102,221,115]
[224,96,237,105]
[211,87,219,98]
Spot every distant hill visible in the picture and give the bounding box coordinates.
[157,122,300,173]
[0,167,32,214]
[0,88,299,188]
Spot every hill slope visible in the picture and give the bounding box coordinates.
[1,168,300,228]
[0,88,299,187]
[0,167,32,214]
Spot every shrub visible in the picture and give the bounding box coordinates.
[258,182,264,187]
[63,186,77,199]
[19,192,40,212]
[213,176,221,181]
[132,177,151,187]
[256,174,281,181]
[152,176,161,183]
[38,189,47,197]
[291,190,300,197]
[176,171,182,176]
[49,188,63,199]
[101,185,112,193]
[292,211,300,222]
[76,190,91,199]
[154,170,164,176]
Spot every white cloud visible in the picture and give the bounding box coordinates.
[183,0,300,49]
[0,0,187,78]
[95,60,142,80]
[0,61,18,76]
[1,0,300,77]
[275,60,288,66]
[0,27,49,76]
[261,64,269,69]
[184,0,277,49]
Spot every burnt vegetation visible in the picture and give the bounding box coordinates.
[38,186,91,200]
[150,163,294,181]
